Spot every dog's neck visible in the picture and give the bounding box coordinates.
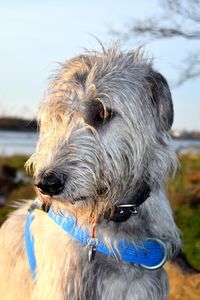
[105,181,151,222]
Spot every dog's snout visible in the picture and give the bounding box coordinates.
[35,172,65,196]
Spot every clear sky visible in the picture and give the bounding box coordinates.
[0,0,199,131]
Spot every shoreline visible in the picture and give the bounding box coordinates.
[0,117,199,140]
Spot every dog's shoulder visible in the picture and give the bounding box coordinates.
[0,200,33,248]
[0,200,34,299]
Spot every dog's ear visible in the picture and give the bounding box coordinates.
[149,71,174,130]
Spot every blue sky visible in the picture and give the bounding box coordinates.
[0,0,199,130]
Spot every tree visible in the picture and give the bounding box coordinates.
[113,0,200,86]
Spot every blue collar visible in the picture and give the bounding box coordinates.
[24,206,167,279]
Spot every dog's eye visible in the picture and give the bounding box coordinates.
[82,101,114,128]
[98,109,113,121]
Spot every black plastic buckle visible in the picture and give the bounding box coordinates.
[104,204,138,222]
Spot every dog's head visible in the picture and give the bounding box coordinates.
[26,46,177,213]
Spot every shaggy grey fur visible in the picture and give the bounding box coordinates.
[28,45,180,299]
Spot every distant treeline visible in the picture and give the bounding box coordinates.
[0,117,37,132]
[172,131,200,140]
[0,117,199,139]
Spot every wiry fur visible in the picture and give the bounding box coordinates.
[0,45,181,300]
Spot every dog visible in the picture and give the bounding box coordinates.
[0,45,181,300]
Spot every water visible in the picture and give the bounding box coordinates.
[0,130,200,156]
[172,139,200,153]
[0,131,39,156]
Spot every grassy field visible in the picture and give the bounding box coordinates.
[168,153,200,270]
[0,155,35,224]
[0,153,200,270]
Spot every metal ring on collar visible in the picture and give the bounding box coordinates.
[87,237,99,247]
[140,238,167,270]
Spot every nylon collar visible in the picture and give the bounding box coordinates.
[24,204,167,279]
[47,208,167,270]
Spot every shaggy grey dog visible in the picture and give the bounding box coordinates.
[0,45,180,300]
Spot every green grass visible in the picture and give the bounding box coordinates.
[168,153,200,270]
[0,155,35,223]
[168,154,200,207]
[0,155,28,171]
[175,204,200,269]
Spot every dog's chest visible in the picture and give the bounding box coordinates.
[30,210,167,300]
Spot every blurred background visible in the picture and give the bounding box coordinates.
[0,1,199,298]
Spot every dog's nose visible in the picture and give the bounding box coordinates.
[35,173,65,196]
